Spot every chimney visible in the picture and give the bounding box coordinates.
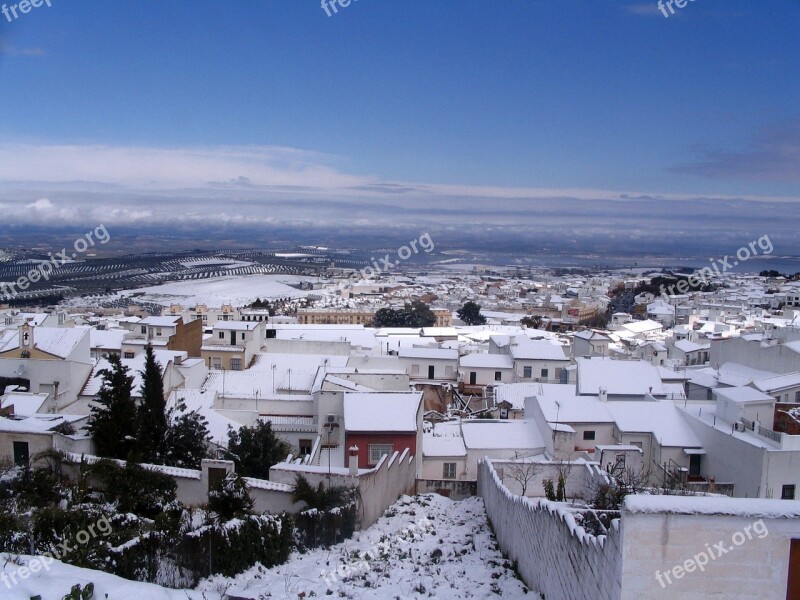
[348,445,359,477]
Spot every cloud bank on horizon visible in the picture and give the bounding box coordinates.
[0,139,797,262]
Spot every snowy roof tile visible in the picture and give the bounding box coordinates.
[343,392,421,433]
[459,353,514,369]
[460,420,545,451]
[576,358,665,396]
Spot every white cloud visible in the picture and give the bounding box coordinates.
[27,198,54,211]
[0,141,795,206]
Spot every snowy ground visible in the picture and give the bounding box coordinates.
[109,274,319,307]
[2,494,532,600]
[0,556,207,600]
[198,493,532,599]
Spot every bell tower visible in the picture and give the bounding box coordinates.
[19,320,34,355]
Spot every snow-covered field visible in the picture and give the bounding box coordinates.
[112,274,319,307]
[0,557,205,600]
[2,494,532,600]
[200,493,531,599]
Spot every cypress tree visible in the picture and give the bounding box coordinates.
[88,353,137,460]
[137,344,168,463]
[164,402,211,469]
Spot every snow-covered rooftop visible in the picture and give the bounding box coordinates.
[0,392,48,416]
[460,420,545,451]
[343,392,421,433]
[624,494,800,519]
[510,338,568,361]
[423,422,467,457]
[0,326,89,359]
[576,357,665,397]
[398,347,458,361]
[753,371,800,394]
[606,401,702,448]
[534,391,615,424]
[714,386,775,404]
[459,353,514,369]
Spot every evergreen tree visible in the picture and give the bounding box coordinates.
[404,300,437,328]
[208,472,254,521]
[227,421,290,480]
[88,353,137,460]
[137,344,168,463]
[372,300,437,328]
[164,402,211,469]
[457,301,487,325]
[372,307,403,327]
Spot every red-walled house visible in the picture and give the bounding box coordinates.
[343,391,423,477]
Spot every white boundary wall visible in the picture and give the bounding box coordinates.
[479,458,800,599]
[478,458,622,600]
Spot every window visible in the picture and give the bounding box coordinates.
[368,444,393,465]
[541,368,549,379]
[141,326,147,334]
[124,352,135,359]
[523,366,532,378]
[156,329,162,336]
[583,430,596,441]
[299,439,313,456]
[795,391,800,403]
[212,358,222,369]
[782,485,796,500]
[495,371,502,381]
[630,441,643,449]
[410,364,419,374]
[428,365,435,379]
[230,358,242,371]
[443,462,457,479]
[219,331,224,339]
[241,332,246,340]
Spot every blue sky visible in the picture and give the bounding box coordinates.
[0,0,798,258]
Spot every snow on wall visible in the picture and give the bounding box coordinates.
[620,495,800,599]
[478,458,623,600]
[358,449,417,528]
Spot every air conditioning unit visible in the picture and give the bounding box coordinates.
[326,414,338,424]
[734,421,744,432]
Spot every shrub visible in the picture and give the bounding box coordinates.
[208,473,254,522]
[179,514,293,582]
[92,460,177,517]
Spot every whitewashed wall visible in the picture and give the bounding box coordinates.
[620,496,800,599]
[478,459,623,600]
[480,458,800,599]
